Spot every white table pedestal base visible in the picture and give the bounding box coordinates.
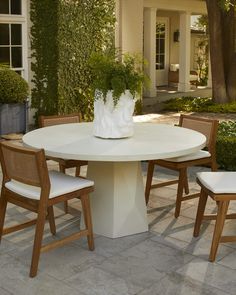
[87,161,148,238]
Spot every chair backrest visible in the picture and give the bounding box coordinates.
[0,142,50,190]
[179,115,219,153]
[39,113,81,128]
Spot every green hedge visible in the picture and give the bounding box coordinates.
[164,96,236,113]
[0,67,29,103]
[216,121,236,171]
[163,97,236,170]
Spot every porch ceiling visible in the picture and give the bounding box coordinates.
[144,0,207,14]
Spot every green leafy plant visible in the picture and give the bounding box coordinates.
[163,97,236,170]
[0,67,29,104]
[89,51,147,105]
[164,96,236,113]
[216,121,236,170]
[30,0,115,123]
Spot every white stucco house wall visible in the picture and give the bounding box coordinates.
[0,0,209,123]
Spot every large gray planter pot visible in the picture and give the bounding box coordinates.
[0,102,28,135]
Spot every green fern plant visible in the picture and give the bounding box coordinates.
[89,51,147,105]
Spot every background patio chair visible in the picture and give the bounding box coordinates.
[194,171,236,261]
[0,142,94,277]
[145,115,219,217]
[39,113,88,213]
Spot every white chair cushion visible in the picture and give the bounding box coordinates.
[197,172,236,194]
[164,150,211,163]
[5,170,94,200]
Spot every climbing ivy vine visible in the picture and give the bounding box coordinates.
[30,0,59,120]
[30,0,115,122]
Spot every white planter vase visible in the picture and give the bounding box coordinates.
[93,90,135,139]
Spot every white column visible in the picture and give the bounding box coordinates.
[119,0,143,54]
[143,8,157,97]
[178,12,191,92]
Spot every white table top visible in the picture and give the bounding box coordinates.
[23,122,206,162]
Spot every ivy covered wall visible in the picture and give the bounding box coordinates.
[30,0,115,122]
[30,0,59,118]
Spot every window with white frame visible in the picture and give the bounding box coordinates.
[0,0,27,78]
[156,22,166,70]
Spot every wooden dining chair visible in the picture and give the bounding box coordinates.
[39,113,88,213]
[194,171,236,261]
[145,115,219,217]
[0,141,94,277]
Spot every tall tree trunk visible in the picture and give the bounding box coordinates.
[221,6,234,76]
[227,53,236,101]
[206,0,228,103]
[222,2,236,101]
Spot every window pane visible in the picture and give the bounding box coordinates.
[11,46,22,67]
[156,55,160,70]
[156,23,165,37]
[11,24,22,45]
[0,0,9,14]
[11,0,21,15]
[0,47,10,65]
[160,55,164,69]
[160,39,165,54]
[0,24,10,45]
[156,40,159,52]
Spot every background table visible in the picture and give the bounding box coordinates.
[23,122,206,238]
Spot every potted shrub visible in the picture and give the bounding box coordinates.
[89,51,147,138]
[0,67,29,136]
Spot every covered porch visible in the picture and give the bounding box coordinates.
[116,0,210,99]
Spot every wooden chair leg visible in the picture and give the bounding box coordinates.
[59,164,69,214]
[63,201,68,214]
[145,161,155,205]
[80,194,94,251]
[175,168,185,218]
[183,169,189,195]
[209,200,229,262]
[47,206,56,235]
[193,189,208,237]
[0,191,7,242]
[30,208,47,277]
[211,160,218,172]
[75,166,81,177]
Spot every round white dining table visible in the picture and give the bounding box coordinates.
[23,122,206,238]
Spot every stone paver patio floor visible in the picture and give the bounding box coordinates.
[1,113,236,295]
[1,161,236,295]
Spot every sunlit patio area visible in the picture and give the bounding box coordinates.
[1,107,236,295]
[1,159,236,295]
[1,0,236,293]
